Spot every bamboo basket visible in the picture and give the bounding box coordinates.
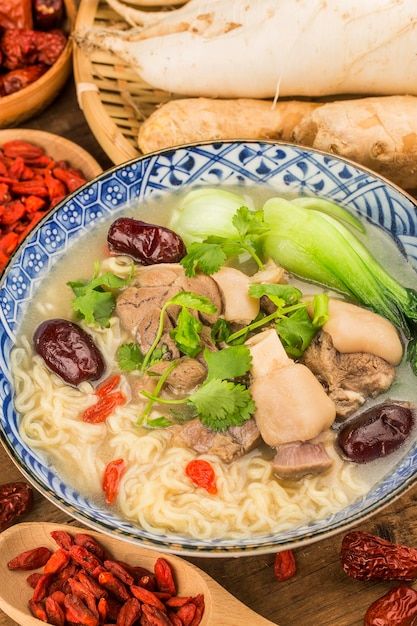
[0,0,77,129]
[73,0,180,165]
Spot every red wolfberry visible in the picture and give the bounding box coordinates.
[274,549,296,581]
[7,546,52,570]
[185,459,217,495]
[102,458,127,506]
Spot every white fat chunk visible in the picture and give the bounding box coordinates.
[246,329,336,446]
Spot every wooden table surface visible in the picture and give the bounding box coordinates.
[1,76,417,626]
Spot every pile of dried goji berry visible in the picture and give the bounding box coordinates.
[0,138,88,272]
[7,528,205,626]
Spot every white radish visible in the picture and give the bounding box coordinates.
[74,0,417,99]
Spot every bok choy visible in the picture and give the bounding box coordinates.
[262,197,417,337]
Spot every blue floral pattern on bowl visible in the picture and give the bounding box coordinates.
[1,140,417,556]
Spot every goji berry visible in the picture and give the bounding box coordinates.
[7,546,52,570]
[97,571,130,602]
[82,392,126,424]
[185,459,217,495]
[50,529,74,550]
[45,595,65,626]
[274,549,296,581]
[130,584,167,611]
[44,548,70,575]
[154,557,176,596]
[102,459,127,506]
[115,597,142,626]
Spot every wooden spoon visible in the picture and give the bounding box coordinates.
[0,522,277,625]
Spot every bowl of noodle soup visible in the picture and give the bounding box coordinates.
[1,140,417,556]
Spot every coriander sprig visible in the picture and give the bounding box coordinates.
[139,345,255,431]
[68,261,134,328]
[180,206,269,276]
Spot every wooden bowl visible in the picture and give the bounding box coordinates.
[0,128,103,179]
[0,0,77,128]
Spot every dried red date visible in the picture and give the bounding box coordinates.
[0,64,47,96]
[34,318,106,386]
[33,0,64,30]
[364,585,417,626]
[0,0,33,29]
[0,481,33,531]
[107,217,186,265]
[340,531,417,581]
[337,402,414,464]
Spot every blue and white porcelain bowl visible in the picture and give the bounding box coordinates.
[1,140,417,556]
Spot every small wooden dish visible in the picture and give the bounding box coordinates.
[0,522,276,626]
[0,128,103,180]
[0,0,77,129]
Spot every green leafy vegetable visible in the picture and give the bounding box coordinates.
[169,188,249,246]
[187,378,254,431]
[68,261,134,327]
[276,307,320,359]
[224,284,328,353]
[170,307,203,358]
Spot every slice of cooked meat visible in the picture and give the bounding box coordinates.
[148,357,207,393]
[116,284,180,338]
[169,417,261,463]
[181,273,223,324]
[115,264,223,359]
[301,330,396,419]
[271,440,333,480]
[131,263,185,288]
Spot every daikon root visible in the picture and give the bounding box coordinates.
[138,95,417,190]
[74,0,417,99]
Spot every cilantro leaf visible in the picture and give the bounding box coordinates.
[71,289,116,327]
[68,262,134,328]
[141,291,217,370]
[170,308,203,358]
[188,379,255,431]
[180,205,267,276]
[232,206,269,238]
[276,308,320,358]
[204,346,252,382]
[248,283,302,307]
[181,242,227,276]
[117,343,143,372]
[169,291,217,314]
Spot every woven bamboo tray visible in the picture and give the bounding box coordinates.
[74,0,182,165]
[0,0,77,129]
